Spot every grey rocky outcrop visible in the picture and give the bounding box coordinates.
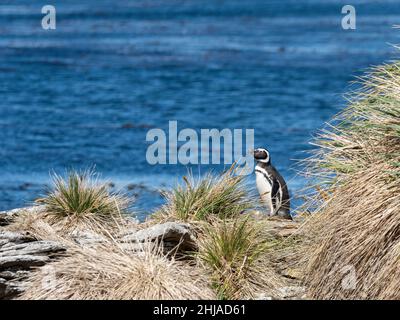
[0,207,197,299]
[0,230,66,299]
[120,222,197,255]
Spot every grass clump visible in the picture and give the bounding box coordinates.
[9,166,289,300]
[40,169,131,232]
[197,217,281,299]
[303,62,400,299]
[154,168,253,222]
[153,167,284,299]
[44,170,129,217]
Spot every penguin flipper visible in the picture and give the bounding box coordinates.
[270,177,281,213]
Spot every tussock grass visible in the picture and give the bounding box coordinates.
[154,168,253,222]
[40,170,131,233]
[303,62,400,299]
[197,217,281,299]
[8,167,290,301]
[20,240,215,300]
[152,168,286,299]
[8,166,298,300]
[150,167,284,299]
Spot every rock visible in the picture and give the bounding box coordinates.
[256,286,307,300]
[279,286,307,299]
[0,230,65,300]
[118,242,157,254]
[0,255,50,269]
[0,241,65,257]
[0,212,17,227]
[120,222,197,254]
[280,267,303,280]
[248,213,301,239]
[0,231,34,245]
[121,222,192,243]
[0,206,46,226]
[261,216,301,238]
[0,270,30,280]
[0,278,9,298]
[0,277,28,299]
[70,230,106,246]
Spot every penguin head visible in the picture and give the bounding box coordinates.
[254,148,270,164]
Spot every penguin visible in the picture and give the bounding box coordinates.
[253,148,291,219]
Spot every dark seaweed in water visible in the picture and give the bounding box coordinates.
[0,0,399,219]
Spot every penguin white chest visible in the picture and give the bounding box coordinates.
[255,170,273,215]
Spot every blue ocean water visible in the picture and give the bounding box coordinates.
[0,0,399,219]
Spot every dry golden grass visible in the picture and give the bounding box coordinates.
[302,62,400,300]
[7,208,63,240]
[7,205,136,244]
[20,240,215,300]
[14,210,287,300]
[305,165,400,299]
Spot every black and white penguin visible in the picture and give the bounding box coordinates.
[254,148,291,219]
